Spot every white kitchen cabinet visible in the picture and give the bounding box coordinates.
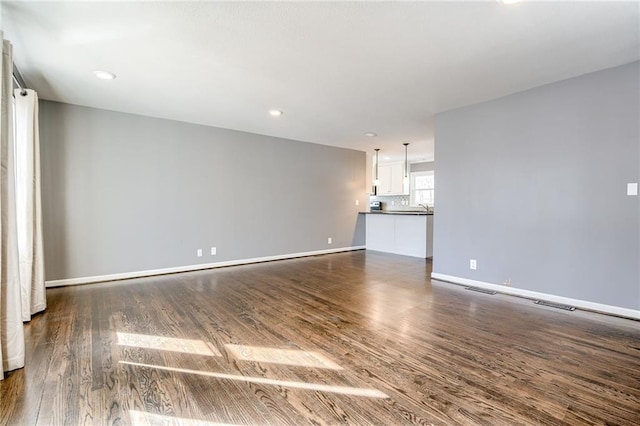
[365,213,433,258]
[377,164,392,194]
[376,163,406,195]
[394,215,428,257]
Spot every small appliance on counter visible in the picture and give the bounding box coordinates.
[369,200,383,211]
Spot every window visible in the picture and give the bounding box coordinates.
[410,171,434,207]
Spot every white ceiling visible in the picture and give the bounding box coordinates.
[2,1,639,163]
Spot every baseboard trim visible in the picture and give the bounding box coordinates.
[46,246,366,288]
[430,273,640,320]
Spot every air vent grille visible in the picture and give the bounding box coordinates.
[464,286,496,295]
[534,300,576,311]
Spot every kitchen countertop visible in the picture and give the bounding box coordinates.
[359,211,433,215]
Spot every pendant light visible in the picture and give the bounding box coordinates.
[374,149,380,186]
[403,143,410,184]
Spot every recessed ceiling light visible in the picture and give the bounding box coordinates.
[269,109,283,117]
[94,70,116,80]
[364,132,377,137]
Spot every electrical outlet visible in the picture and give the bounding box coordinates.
[470,259,477,270]
[211,247,217,255]
[503,278,511,287]
[355,199,360,206]
[197,249,203,257]
[628,183,638,196]
[327,237,332,244]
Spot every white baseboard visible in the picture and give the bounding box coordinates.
[431,273,640,320]
[46,246,366,288]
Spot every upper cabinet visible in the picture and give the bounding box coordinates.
[377,162,406,195]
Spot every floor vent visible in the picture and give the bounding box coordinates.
[464,286,496,295]
[534,300,576,311]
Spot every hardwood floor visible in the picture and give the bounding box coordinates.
[1,250,639,425]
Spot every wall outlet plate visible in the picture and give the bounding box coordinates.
[211,247,217,255]
[470,259,477,270]
[627,182,638,196]
[327,237,332,244]
[197,249,203,257]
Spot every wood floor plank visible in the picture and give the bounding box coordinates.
[1,251,639,425]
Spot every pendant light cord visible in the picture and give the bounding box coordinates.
[403,143,409,178]
[374,148,380,183]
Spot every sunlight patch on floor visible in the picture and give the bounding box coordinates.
[224,344,343,370]
[128,410,236,425]
[120,360,388,398]
[117,332,221,356]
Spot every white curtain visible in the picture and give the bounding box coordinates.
[1,34,25,377]
[15,89,45,321]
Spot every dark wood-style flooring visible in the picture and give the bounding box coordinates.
[1,250,639,425]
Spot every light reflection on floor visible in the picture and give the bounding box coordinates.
[224,344,343,370]
[116,332,222,356]
[120,360,389,398]
[128,410,236,426]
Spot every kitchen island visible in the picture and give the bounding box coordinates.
[360,211,433,258]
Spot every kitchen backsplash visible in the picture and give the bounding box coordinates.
[369,194,416,211]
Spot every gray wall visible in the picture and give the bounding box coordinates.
[410,161,434,173]
[39,101,366,281]
[433,61,639,311]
